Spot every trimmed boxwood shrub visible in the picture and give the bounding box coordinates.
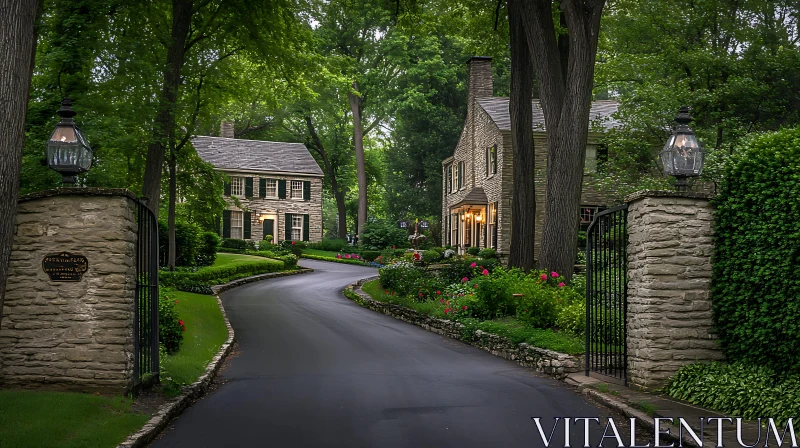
[196,232,219,267]
[712,127,800,374]
[160,259,284,288]
[221,238,248,250]
[477,248,496,259]
[466,246,480,256]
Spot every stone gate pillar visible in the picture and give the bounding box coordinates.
[625,191,724,390]
[0,188,139,394]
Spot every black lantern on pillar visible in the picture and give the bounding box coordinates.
[47,98,93,184]
[660,106,704,192]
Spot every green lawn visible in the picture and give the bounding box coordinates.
[303,248,348,258]
[360,279,585,355]
[0,390,149,448]
[160,289,229,394]
[212,252,272,267]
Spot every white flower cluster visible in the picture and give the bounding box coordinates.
[443,249,456,259]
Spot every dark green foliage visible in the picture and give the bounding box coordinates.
[422,250,442,264]
[195,232,219,267]
[712,128,800,373]
[221,238,248,250]
[275,254,298,268]
[159,289,185,354]
[281,239,305,256]
[359,250,381,262]
[472,277,513,319]
[217,247,246,254]
[306,238,349,252]
[466,246,480,256]
[477,248,496,259]
[666,362,800,423]
[361,221,408,250]
[158,219,202,267]
[159,259,284,288]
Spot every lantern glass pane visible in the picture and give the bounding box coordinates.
[49,125,77,144]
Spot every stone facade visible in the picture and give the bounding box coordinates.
[346,278,583,378]
[221,172,324,243]
[0,190,139,393]
[442,56,615,262]
[625,191,724,390]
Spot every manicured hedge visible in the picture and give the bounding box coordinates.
[301,253,371,266]
[666,362,800,423]
[712,127,800,374]
[160,259,284,291]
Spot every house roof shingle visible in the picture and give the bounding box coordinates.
[476,98,620,132]
[192,136,324,176]
[451,187,488,208]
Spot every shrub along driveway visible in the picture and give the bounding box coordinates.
[151,259,622,448]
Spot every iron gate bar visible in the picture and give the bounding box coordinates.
[585,203,628,385]
[133,200,159,388]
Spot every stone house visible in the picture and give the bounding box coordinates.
[442,56,619,260]
[193,123,324,243]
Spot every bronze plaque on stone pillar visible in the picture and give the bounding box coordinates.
[42,252,89,281]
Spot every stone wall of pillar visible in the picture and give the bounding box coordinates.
[0,189,139,394]
[625,190,724,390]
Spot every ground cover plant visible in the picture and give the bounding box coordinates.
[0,390,149,448]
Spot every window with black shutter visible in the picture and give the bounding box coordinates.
[284,213,292,241]
[259,178,267,197]
[243,212,251,239]
[303,214,310,241]
[245,178,254,198]
[224,179,231,196]
[303,181,311,201]
[222,210,231,238]
[278,179,287,199]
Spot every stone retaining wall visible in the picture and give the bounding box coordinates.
[345,277,582,378]
[0,189,139,393]
[625,191,724,390]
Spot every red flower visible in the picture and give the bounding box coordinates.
[419,293,424,297]
[461,277,469,282]
[392,245,396,249]
[436,291,441,295]
[292,241,296,245]
[444,308,449,314]
[440,299,445,303]
[540,274,548,281]
[385,290,389,294]
[473,284,478,289]
[463,305,467,310]
[178,320,184,326]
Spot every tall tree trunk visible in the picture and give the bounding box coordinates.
[348,82,368,242]
[508,0,536,271]
[304,115,349,239]
[335,190,347,239]
[519,0,605,280]
[0,0,39,329]
[142,0,192,216]
[167,149,177,270]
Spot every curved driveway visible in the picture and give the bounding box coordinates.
[152,259,619,448]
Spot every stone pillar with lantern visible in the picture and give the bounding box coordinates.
[624,106,724,390]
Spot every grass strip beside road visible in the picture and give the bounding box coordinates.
[212,252,273,267]
[360,279,584,355]
[0,391,148,448]
[160,289,229,395]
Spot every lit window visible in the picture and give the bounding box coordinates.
[264,179,278,197]
[230,211,243,239]
[291,180,303,199]
[292,214,303,241]
[230,177,245,196]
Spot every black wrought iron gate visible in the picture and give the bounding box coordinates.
[585,204,628,384]
[134,200,159,387]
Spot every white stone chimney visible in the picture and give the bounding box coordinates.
[220,121,235,138]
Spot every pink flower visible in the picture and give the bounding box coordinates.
[482,269,489,276]
[470,262,477,268]
[291,241,295,245]
[336,254,342,259]
[440,299,444,303]
[558,282,565,287]
[540,274,548,281]
[461,277,469,282]
[551,271,559,278]
[345,254,351,258]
